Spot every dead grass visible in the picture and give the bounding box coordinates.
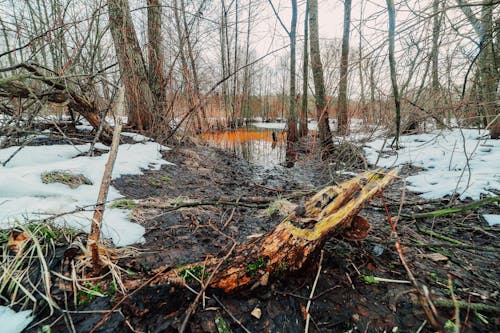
[41,170,92,189]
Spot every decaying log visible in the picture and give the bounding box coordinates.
[148,169,398,293]
[0,63,113,144]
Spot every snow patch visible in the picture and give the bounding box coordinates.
[483,214,500,226]
[0,306,33,333]
[364,129,500,200]
[0,138,171,246]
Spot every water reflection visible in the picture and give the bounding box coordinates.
[202,127,286,166]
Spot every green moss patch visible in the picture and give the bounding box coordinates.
[41,170,92,189]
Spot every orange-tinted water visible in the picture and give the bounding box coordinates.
[202,128,286,166]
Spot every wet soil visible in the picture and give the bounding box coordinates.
[25,138,499,333]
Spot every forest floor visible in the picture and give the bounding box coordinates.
[18,136,500,333]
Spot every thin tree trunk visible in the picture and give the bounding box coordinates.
[174,0,202,133]
[288,0,297,144]
[220,2,228,125]
[358,0,367,123]
[299,0,309,137]
[478,0,499,138]
[308,0,333,156]
[386,0,401,148]
[147,0,164,103]
[242,0,253,121]
[337,0,352,135]
[184,0,209,131]
[108,0,155,131]
[88,104,123,274]
[232,0,239,123]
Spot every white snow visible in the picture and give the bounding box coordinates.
[0,136,171,246]
[252,122,287,130]
[0,306,33,333]
[483,214,500,226]
[364,129,500,200]
[252,119,383,141]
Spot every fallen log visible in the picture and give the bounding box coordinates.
[0,63,113,144]
[147,168,398,293]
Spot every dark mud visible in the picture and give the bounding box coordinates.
[26,139,499,333]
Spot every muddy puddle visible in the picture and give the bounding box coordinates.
[201,126,287,166]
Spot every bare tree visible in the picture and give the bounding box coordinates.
[308,0,333,155]
[268,0,298,144]
[337,0,352,136]
[108,0,155,131]
[299,0,309,137]
[147,0,164,103]
[477,0,499,138]
[386,0,401,148]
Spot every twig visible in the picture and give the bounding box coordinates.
[1,134,34,166]
[305,250,324,333]
[433,299,500,313]
[179,238,237,332]
[372,277,411,284]
[88,116,122,274]
[415,320,427,333]
[417,227,467,246]
[152,200,268,214]
[405,196,500,220]
[448,275,460,333]
[461,295,472,333]
[213,295,252,333]
[88,265,172,333]
[383,196,444,332]
[366,238,500,252]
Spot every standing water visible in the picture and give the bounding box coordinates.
[202,127,287,166]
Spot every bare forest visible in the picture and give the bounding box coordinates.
[0,0,499,332]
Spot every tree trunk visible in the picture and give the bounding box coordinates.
[108,0,156,132]
[220,1,232,127]
[174,0,202,133]
[146,169,398,293]
[478,0,499,138]
[242,0,253,121]
[287,0,298,155]
[358,0,367,123]
[147,0,164,103]
[386,0,401,148]
[337,0,352,136]
[431,0,443,127]
[299,0,309,137]
[308,0,333,156]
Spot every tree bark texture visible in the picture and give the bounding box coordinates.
[147,0,164,103]
[337,0,352,136]
[299,0,309,137]
[478,0,499,138]
[147,169,398,293]
[285,0,298,165]
[108,0,155,132]
[308,0,333,155]
[386,0,401,148]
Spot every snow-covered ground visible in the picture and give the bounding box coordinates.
[0,306,33,333]
[364,129,500,226]
[0,134,170,246]
[365,128,499,198]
